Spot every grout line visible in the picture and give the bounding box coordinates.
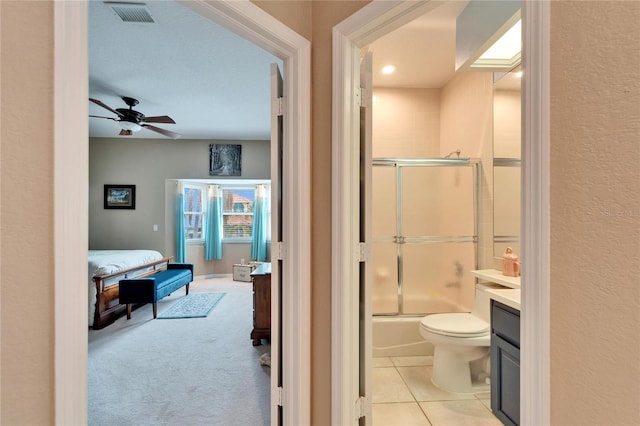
[372,357,501,425]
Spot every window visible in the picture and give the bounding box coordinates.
[183,184,205,241]
[222,188,255,239]
[181,181,270,243]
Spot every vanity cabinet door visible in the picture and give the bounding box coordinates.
[491,334,520,426]
[491,300,520,426]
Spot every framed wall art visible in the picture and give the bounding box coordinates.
[104,184,136,209]
[209,144,242,176]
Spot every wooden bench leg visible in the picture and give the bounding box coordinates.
[186,283,190,295]
[126,304,132,320]
[153,302,157,319]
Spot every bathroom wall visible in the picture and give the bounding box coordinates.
[440,72,495,271]
[372,88,440,158]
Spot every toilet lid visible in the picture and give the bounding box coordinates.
[421,313,490,337]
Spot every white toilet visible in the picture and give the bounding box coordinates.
[419,284,494,393]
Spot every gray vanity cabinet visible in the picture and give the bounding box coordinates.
[491,300,520,426]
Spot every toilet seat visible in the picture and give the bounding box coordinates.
[420,313,489,338]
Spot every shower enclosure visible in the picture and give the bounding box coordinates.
[372,157,480,356]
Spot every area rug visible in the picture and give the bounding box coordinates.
[158,292,226,319]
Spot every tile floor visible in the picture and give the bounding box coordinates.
[372,356,502,426]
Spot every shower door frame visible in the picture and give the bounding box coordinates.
[372,158,480,317]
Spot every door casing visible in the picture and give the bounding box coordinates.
[331,1,550,425]
[53,2,311,424]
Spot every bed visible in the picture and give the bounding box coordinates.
[89,250,171,329]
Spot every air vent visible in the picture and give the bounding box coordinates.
[107,2,155,24]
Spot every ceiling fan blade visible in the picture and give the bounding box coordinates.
[89,98,124,117]
[119,129,133,136]
[89,115,117,120]
[142,115,176,124]
[142,124,182,140]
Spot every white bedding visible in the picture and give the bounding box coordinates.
[88,249,164,326]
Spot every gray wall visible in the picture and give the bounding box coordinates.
[89,137,270,270]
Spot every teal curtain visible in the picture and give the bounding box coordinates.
[176,184,186,263]
[251,184,268,261]
[204,184,223,260]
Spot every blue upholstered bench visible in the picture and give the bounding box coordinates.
[119,263,194,320]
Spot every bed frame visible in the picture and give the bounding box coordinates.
[92,256,174,329]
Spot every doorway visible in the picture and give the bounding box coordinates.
[53,2,311,424]
[331,1,550,425]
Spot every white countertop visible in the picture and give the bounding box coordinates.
[472,269,521,310]
[471,269,520,289]
[484,287,520,311]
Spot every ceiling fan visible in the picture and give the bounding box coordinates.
[89,96,181,139]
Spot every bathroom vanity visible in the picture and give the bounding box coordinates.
[491,300,520,426]
[471,269,521,426]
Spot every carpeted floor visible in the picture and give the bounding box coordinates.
[88,275,271,426]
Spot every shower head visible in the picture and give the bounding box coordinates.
[444,149,461,158]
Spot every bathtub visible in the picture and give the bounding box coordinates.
[372,299,468,358]
[372,316,434,357]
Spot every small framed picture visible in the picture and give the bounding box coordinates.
[104,184,136,209]
[209,144,242,176]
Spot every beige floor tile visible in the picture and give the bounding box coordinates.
[373,367,415,403]
[479,398,492,411]
[396,366,476,402]
[373,357,395,367]
[474,392,491,400]
[419,400,502,426]
[391,355,434,367]
[373,402,432,426]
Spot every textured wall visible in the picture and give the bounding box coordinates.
[253,1,373,423]
[0,1,55,424]
[550,2,640,425]
[309,3,371,423]
[6,2,638,425]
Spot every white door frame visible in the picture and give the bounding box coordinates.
[331,1,550,425]
[53,1,311,424]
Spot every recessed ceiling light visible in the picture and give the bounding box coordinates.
[381,65,396,75]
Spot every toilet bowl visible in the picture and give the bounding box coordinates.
[419,285,493,393]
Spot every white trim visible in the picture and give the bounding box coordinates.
[55,1,311,424]
[331,24,361,425]
[332,1,550,425]
[54,2,89,424]
[332,3,441,422]
[521,2,550,425]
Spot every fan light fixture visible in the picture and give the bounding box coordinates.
[120,121,142,132]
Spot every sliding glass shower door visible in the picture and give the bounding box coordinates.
[372,158,479,316]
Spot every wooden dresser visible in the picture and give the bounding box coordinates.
[250,262,271,346]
